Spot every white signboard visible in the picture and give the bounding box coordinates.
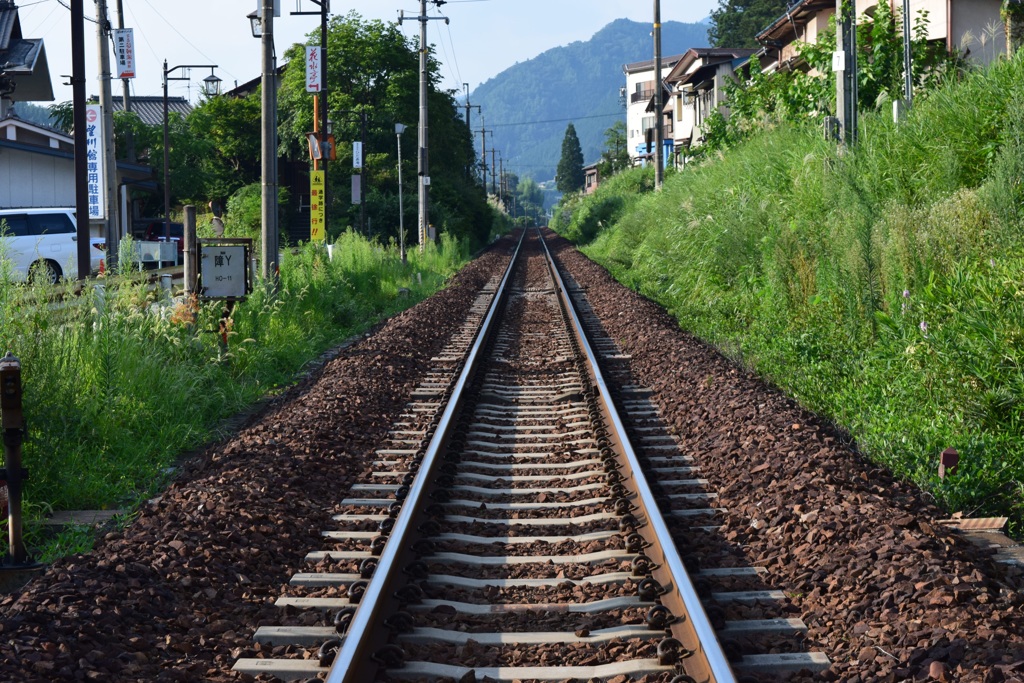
[305,46,323,93]
[85,105,106,220]
[201,245,248,299]
[113,29,136,78]
[353,141,363,169]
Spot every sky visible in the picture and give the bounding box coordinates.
[18,0,718,105]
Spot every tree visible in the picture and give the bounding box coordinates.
[1006,0,1024,56]
[596,121,629,179]
[555,123,585,194]
[275,11,491,246]
[709,0,789,48]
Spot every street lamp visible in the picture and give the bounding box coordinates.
[395,123,407,263]
[162,61,219,244]
[247,10,261,38]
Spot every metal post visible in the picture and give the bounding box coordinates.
[1,354,27,565]
[653,0,664,189]
[478,124,489,193]
[902,0,913,107]
[162,60,171,243]
[396,124,406,263]
[184,205,197,295]
[73,0,91,280]
[261,0,279,286]
[835,0,858,146]
[360,111,367,235]
[96,0,119,269]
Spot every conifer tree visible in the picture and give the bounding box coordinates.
[555,123,585,194]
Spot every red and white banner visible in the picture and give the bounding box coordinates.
[113,29,135,79]
[305,46,323,93]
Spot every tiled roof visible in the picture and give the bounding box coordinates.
[0,1,18,52]
[110,96,193,126]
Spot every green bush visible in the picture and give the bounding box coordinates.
[0,232,467,529]
[563,53,1024,534]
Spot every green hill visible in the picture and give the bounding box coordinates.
[470,18,709,182]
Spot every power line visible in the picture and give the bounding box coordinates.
[139,0,237,83]
[489,112,622,128]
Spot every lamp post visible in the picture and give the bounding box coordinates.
[162,61,219,244]
[396,123,407,264]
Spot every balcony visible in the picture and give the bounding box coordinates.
[630,89,655,104]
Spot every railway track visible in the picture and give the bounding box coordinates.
[235,230,829,682]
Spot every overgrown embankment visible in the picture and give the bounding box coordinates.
[0,232,468,557]
[555,54,1024,534]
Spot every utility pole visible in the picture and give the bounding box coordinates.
[399,1,448,250]
[653,0,664,190]
[95,0,119,268]
[463,83,480,179]
[72,0,90,280]
[835,0,858,145]
[477,123,490,194]
[261,0,279,286]
[490,148,497,197]
[499,155,505,209]
[114,0,133,164]
[360,111,368,235]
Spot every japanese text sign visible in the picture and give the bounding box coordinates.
[310,171,326,241]
[113,29,135,78]
[85,105,106,220]
[305,46,323,93]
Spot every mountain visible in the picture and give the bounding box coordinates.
[470,18,710,183]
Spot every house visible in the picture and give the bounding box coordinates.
[756,0,1007,72]
[0,0,53,119]
[623,54,684,165]
[663,47,758,162]
[0,114,155,238]
[583,163,600,195]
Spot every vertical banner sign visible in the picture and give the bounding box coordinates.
[85,105,106,220]
[113,29,136,78]
[305,47,323,93]
[310,171,326,241]
[353,141,363,169]
[351,174,361,205]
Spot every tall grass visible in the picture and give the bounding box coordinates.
[564,54,1024,533]
[0,231,467,520]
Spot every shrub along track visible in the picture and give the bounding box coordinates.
[545,230,1024,682]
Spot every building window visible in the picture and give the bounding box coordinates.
[641,116,655,132]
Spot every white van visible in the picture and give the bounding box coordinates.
[0,208,104,283]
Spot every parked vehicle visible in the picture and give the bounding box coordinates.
[0,208,104,283]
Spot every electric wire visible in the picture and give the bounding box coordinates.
[489,111,623,127]
[138,0,237,84]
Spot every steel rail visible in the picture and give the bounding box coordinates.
[327,229,527,683]
[538,229,737,683]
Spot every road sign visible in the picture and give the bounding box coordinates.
[311,171,326,241]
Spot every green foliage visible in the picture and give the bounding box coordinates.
[187,94,263,201]
[276,11,489,247]
[0,232,468,547]
[596,121,631,179]
[709,0,790,48]
[560,54,1024,534]
[555,123,586,194]
[552,165,655,243]
[708,7,958,153]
